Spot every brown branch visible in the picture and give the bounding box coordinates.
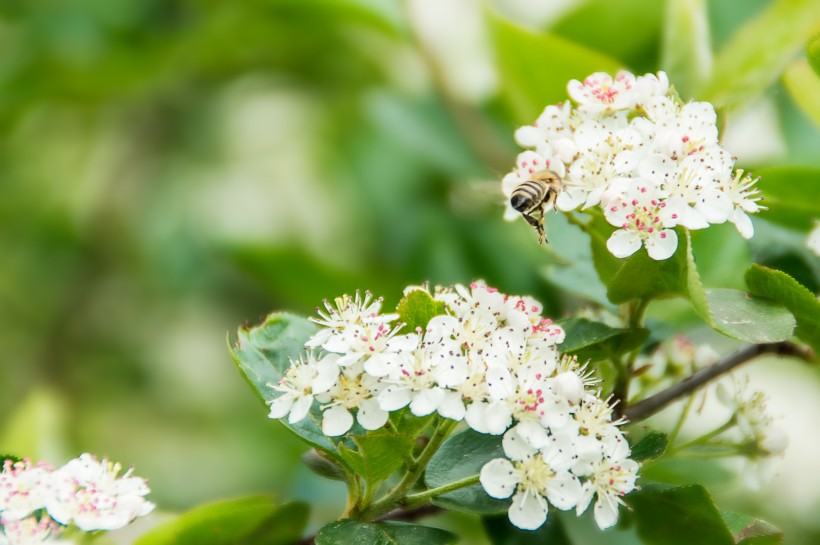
[296,505,443,545]
[623,341,813,423]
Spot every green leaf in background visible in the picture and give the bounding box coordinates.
[703,288,795,343]
[754,167,820,231]
[699,0,820,109]
[722,511,784,545]
[550,0,663,73]
[488,13,622,124]
[809,33,820,75]
[558,318,648,363]
[316,520,457,545]
[628,485,734,545]
[482,513,571,545]
[229,313,342,458]
[660,0,713,98]
[629,430,669,463]
[348,431,415,485]
[133,497,308,545]
[746,264,820,354]
[425,428,509,514]
[783,58,820,126]
[396,288,447,335]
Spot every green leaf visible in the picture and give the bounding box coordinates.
[0,454,21,465]
[351,431,415,484]
[301,449,347,482]
[229,313,342,458]
[316,520,457,545]
[783,58,820,125]
[628,485,734,545]
[699,0,820,109]
[133,497,308,545]
[660,0,712,98]
[483,513,572,545]
[630,430,669,463]
[425,428,509,514]
[721,511,784,545]
[606,228,690,304]
[809,34,820,76]
[703,288,795,343]
[396,289,446,335]
[755,166,820,231]
[746,264,820,353]
[558,318,648,362]
[488,13,622,123]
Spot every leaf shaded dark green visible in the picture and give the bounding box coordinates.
[630,430,668,463]
[316,520,457,545]
[483,513,571,545]
[558,318,648,362]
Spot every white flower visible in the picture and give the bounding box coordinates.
[0,515,67,545]
[0,460,52,521]
[514,102,573,149]
[718,169,763,239]
[317,366,388,436]
[809,221,820,256]
[567,71,639,113]
[46,454,154,532]
[267,352,339,424]
[575,448,639,530]
[480,430,582,530]
[602,180,679,260]
[377,345,447,417]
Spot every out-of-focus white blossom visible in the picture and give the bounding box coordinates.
[808,221,820,256]
[502,70,763,260]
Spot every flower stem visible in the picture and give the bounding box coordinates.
[402,474,481,509]
[359,418,458,520]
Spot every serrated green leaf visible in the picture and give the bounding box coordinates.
[661,0,712,98]
[745,264,820,353]
[229,313,342,458]
[783,58,820,125]
[699,0,820,109]
[316,520,457,545]
[704,288,795,343]
[483,513,572,545]
[425,429,509,514]
[396,289,446,335]
[488,13,622,123]
[133,497,308,545]
[721,511,783,545]
[558,318,648,362]
[630,431,669,462]
[628,485,734,545]
[754,167,820,231]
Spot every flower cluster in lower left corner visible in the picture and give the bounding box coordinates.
[0,454,154,544]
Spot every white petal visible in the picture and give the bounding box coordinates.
[465,401,489,433]
[378,385,412,412]
[288,395,313,423]
[556,188,587,211]
[606,229,642,258]
[486,366,515,400]
[357,398,389,430]
[267,396,294,419]
[509,490,548,530]
[575,482,595,516]
[593,494,621,530]
[313,364,340,394]
[514,421,550,449]
[484,401,513,435]
[479,458,518,499]
[322,405,353,436]
[409,388,445,416]
[363,354,394,377]
[434,357,469,388]
[730,209,754,239]
[545,472,582,511]
[514,125,545,147]
[645,229,678,260]
[437,392,466,421]
[502,426,537,461]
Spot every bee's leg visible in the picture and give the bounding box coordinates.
[522,212,547,245]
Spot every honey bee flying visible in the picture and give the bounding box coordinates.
[509,170,563,244]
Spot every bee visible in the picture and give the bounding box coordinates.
[510,170,563,244]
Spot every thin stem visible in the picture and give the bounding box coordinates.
[667,393,696,446]
[624,341,813,422]
[669,418,735,454]
[360,419,458,520]
[402,474,481,509]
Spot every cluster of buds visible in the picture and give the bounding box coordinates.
[0,454,153,544]
[266,283,638,530]
[503,70,762,260]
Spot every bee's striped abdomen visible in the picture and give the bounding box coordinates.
[510,179,548,213]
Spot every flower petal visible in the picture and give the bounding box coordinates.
[607,229,642,258]
[322,405,353,436]
[479,458,518,499]
[509,490,548,530]
[645,228,678,260]
[409,387,445,417]
[357,398,389,430]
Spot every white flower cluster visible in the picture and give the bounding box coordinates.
[503,70,762,260]
[0,454,154,544]
[267,283,638,531]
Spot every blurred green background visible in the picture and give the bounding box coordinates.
[1,0,818,543]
